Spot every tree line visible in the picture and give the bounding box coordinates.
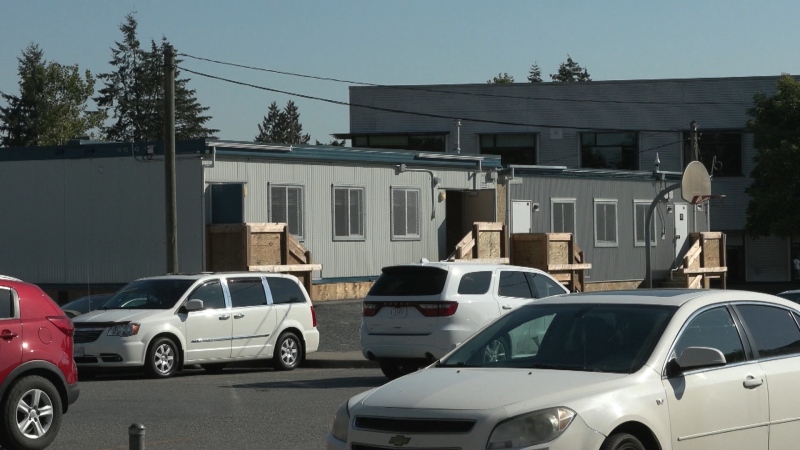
[488,55,592,84]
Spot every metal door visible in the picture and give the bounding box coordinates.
[512,201,532,234]
[674,204,688,259]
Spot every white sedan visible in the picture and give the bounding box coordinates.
[328,289,800,450]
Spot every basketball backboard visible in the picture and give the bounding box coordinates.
[681,161,711,203]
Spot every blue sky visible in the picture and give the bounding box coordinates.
[2,0,799,144]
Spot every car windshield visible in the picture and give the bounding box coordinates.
[62,294,114,313]
[440,303,677,374]
[778,292,800,304]
[100,279,195,310]
[368,266,448,296]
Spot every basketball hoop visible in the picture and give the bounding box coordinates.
[691,194,726,208]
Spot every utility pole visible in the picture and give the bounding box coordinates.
[689,120,699,161]
[164,44,178,274]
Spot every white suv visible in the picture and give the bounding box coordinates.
[360,261,568,379]
[72,272,319,378]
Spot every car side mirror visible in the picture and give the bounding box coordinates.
[669,346,727,376]
[185,299,204,312]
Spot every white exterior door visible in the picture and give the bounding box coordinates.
[674,204,688,259]
[512,201,531,234]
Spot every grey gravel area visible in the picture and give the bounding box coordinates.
[313,299,364,352]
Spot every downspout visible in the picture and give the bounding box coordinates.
[396,164,440,219]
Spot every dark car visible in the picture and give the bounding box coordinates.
[60,293,114,318]
[0,275,79,449]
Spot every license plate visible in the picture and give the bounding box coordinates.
[389,307,407,318]
[74,346,85,358]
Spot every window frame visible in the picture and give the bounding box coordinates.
[390,186,422,241]
[331,185,366,242]
[269,184,305,240]
[580,132,639,170]
[479,133,538,166]
[633,200,657,247]
[683,130,744,178]
[551,198,577,235]
[593,199,619,248]
[0,287,18,320]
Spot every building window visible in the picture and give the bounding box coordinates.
[581,132,638,170]
[352,134,446,152]
[480,134,537,165]
[683,130,743,177]
[391,187,421,240]
[332,186,365,241]
[634,201,657,247]
[270,185,304,239]
[594,199,618,247]
[551,198,576,234]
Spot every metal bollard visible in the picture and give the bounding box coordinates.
[129,423,145,450]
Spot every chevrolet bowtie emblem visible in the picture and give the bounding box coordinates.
[388,434,411,447]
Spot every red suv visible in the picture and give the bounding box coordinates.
[0,275,79,449]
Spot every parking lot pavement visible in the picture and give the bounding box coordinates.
[304,350,378,369]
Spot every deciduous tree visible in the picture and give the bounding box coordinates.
[487,73,514,84]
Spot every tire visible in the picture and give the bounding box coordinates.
[273,332,302,371]
[600,433,646,450]
[0,375,63,450]
[201,363,227,374]
[146,337,179,378]
[483,336,510,363]
[379,362,418,380]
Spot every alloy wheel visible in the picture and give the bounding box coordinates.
[15,388,54,439]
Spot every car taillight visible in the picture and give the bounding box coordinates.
[416,301,458,317]
[47,316,75,337]
[362,303,379,317]
[311,305,317,328]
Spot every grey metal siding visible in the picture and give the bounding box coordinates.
[205,158,494,279]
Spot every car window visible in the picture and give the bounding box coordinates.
[735,304,800,359]
[228,278,267,308]
[102,279,194,310]
[673,307,745,364]
[368,266,448,296]
[527,272,566,298]
[267,278,306,304]
[497,271,534,298]
[0,288,13,319]
[188,281,226,310]
[457,271,492,295]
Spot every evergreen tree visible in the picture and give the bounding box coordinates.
[487,72,515,84]
[94,13,216,142]
[254,100,310,144]
[745,74,800,238]
[527,62,543,83]
[550,55,592,82]
[0,43,102,147]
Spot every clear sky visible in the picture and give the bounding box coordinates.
[2,0,799,144]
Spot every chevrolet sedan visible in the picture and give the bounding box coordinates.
[328,289,800,450]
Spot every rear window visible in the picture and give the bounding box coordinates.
[458,271,492,295]
[267,278,307,304]
[368,266,448,296]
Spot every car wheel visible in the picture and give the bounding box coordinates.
[146,337,179,378]
[600,433,646,450]
[483,336,510,363]
[273,332,302,371]
[201,363,227,374]
[379,362,418,380]
[0,375,63,450]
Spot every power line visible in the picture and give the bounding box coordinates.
[178,52,754,107]
[177,65,686,133]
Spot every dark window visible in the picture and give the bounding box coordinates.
[333,187,365,240]
[552,201,575,234]
[391,188,421,239]
[683,131,743,177]
[673,307,745,364]
[228,278,267,308]
[267,278,306,304]
[210,184,244,224]
[498,271,534,298]
[581,132,638,170]
[736,305,800,358]
[369,266,448,296]
[594,201,618,247]
[270,185,304,238]
[0,289,13,319]
[480,134,537,165]
[634,202,656,246]
[457,271,492,295]
[527,273,565,298]
[353,134,446,152]
[188,281,226,310]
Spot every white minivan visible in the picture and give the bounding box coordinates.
[72,272,319,378]
[360,260,568,379]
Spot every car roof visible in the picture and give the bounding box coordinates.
[531,289,788,308]
[383,260,547,272]
[131,272,294,282]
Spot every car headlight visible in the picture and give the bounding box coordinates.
[330,400,350,442]
[487,407,575,449]
[107,323,141,337]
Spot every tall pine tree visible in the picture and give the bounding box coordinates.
[94,13,217,142]
[550,55,592,82]
[254,100,310,144]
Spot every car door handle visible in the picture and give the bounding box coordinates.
[501,305,513,310]
[743,376,764,389]
[218,315,231,320]
[233,313,244,319]
[0,330,17,340]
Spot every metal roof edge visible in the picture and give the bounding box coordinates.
[509,165,682,181]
